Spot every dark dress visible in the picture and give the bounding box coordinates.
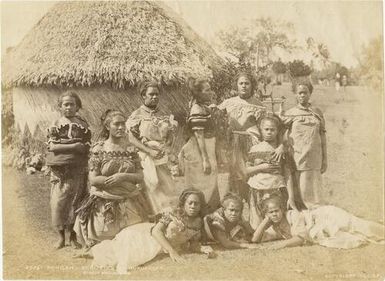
[47,116,91,231]
[179,101,221,213]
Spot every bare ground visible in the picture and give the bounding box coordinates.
[2,85,385,280]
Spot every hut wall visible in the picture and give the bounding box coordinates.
[12,86,190,152]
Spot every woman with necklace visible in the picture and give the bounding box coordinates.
[74,110,150,248]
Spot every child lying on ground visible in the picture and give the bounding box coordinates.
[204,193,259,249]
[252,194,384,250]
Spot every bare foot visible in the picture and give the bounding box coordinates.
[54,230,65,249]
[70,239,81,249]
[69,231,81,249]
[72,251,93,259]
[54,239,65,250]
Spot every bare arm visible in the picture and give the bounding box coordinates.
[284,166,298,210]
[215,230,243,249]
[89,169,143,189]
[122,170,143,183]
[194,130,211,174]
[128,131,151,154]
[213,230,255,249]
[89,170,108,188]
[151,222,184,262]
[48,142,86,154]
[274,236,304,249]
[251,217,272,243]
[321,131,327,173]
[245,162,280,176]
[128,131,161,159]
[104,170,144,186]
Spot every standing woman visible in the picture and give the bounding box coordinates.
[46,91,91,249]
[179,78,220,213]
[126,81,178,215]
[218,72,284,200]
[281,78,327,208]
[74,110,149,247]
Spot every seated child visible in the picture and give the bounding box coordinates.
[245,115,297,229]
[204,193,258,249]
[252,194,385,250]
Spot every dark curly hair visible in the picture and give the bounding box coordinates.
[58,91,82,109]
[138,80,161,98]
[221,192,243,210]
[99,109,126,140]
[187,77,214,103]
[260,194,285,217]
[233,72,257,94]
[176,187,207,217]
[291,77,314,94]
[257,113,284,137]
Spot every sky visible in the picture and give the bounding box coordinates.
[1,0,383,67]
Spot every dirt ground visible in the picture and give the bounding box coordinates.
[2,84,385,280]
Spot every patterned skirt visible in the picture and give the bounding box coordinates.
[74,192,150,247]
[49,165,88,230]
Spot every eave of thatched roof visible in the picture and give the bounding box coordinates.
[3,1,223,88]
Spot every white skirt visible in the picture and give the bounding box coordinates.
[91,222,162,274]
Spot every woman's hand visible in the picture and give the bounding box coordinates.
[271,144,285,162]
[202,158,212,175]
[148,149,164,159]
[260,216,273,229]
[200,245,216,259]
[104,173,127,186]
[169,250,185,263]
[257,163,280,173]
[287,197,298,211]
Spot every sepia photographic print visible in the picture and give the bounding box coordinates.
[1,1,384,280]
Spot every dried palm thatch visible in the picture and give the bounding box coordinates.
[3,1,223,88]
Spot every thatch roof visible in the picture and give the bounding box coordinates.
[3,1,223,88]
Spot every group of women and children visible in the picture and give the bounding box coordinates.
[46,73,384,273]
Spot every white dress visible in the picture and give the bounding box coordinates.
[264,206,384,249]
[91,212,203,274]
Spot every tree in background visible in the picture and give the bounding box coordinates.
[287,60,312,79]
[272,59,286,84]
[306,37,330,68]
[355,37,383,91]
[312,62,350,85]
[211,59,255,101]
[216,17,297,70]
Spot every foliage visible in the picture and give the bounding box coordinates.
[355,37,383,90]
[287,60,312,78]
[211,58,255,102]
[306,37,330,64]
[312,62,350,82]
[216,17,297,69]
[272,59,286,74]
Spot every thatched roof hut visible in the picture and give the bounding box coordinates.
[3,1,223,153]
